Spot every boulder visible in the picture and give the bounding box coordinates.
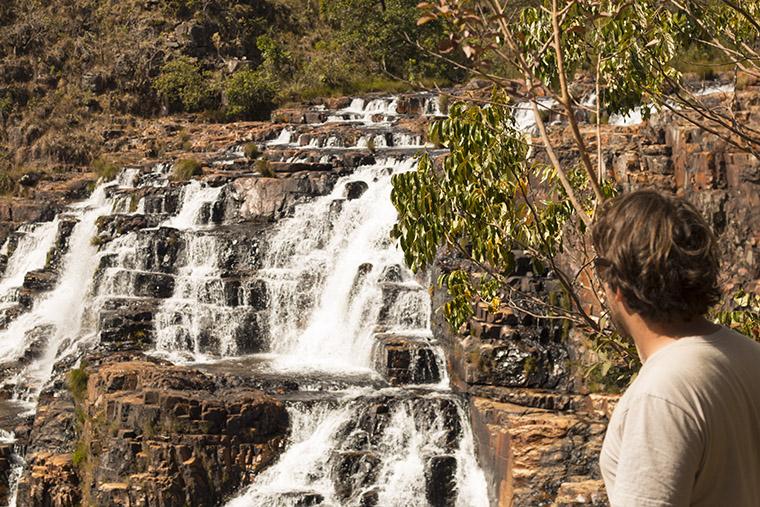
[17,354,289,507]
[345,181,368,200]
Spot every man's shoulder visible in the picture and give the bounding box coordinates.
[632,326,760,409]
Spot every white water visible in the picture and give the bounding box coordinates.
[0,220,58,299]
[513,97,558,133]
[153,233,252,362]
[163,180,223,229]
[268,128,296,146]
[0,93,490,507]
[259,158,428,372]
[0,184,113,400]
[227,393,489,507]
[328,97,399,124]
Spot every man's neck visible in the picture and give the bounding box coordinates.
[629,316,721,363]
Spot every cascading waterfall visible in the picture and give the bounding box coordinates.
[0,220,59,300]
[0,184,114,400]
[260,158,423,371]
[0,91,490,507]
[227,392,489,507]
[163,180,224,230]
[224,149,485,503]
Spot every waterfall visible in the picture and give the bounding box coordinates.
[0,220,58,299]
[259,158,427,372]
[0,91,490,507]
[0,184,114,400]
[226,392,489,507]
[163,180,223,229]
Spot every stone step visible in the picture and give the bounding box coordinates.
[97,297,162,348]
[372,334,441,386]
[23,269,58,292]
[94,214,164,245]
[99,268,175,299]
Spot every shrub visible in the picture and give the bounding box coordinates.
[0,94,12,116]
[67,366,89,403]
[172,158,202,180]
[92,157,120,181]
[243,142,261,159]
[224,69,276,120]
[72,439,88,468]
[255,158,275,177]
[0,172,15,195]
[154,57,216,113]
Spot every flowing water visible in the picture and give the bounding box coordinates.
[0,93,490,506]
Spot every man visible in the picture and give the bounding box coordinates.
[592,189,760,506]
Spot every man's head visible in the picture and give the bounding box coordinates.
[592,190,721,335]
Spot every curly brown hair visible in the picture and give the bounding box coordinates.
[591,190,721,322]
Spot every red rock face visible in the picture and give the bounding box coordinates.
[16,354,289,507]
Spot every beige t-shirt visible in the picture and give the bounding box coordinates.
[600,326,760,506]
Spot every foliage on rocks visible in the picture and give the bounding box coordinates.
[92,157,120,182]
[172,158,203,180]
[391,94,613,332]
[243,142,262,160]
[224,69,276,120]
[712,290,760,341]
[154,57,218,113]
[390,0,760,389]
[67,366,89,404]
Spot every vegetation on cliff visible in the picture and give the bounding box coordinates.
[391,0,760,389]
[0,0,458,181]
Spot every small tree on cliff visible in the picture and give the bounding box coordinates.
[390,0,760,384]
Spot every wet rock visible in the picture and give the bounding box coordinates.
[372,336,441,385]
[345,181,368,200]
[425,455,457,507]
[377,282,429,330]
[198,199,225,225]
[245,279,268,310]
[379,264,402,283]
[348,262,373,303]
[20,324,54,363]
[232,311,268,354]
[277,491,325,506]
[0,444,12,505]
[44,217,78,273]
[331,450,380,502]
[98,297,158,349]
[94,214,161,245]
[133,228,183,273]
[23,269,57,292]
[142,187,182,215]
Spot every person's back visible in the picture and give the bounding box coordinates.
[591,189,760,506]
[600,326,760,505]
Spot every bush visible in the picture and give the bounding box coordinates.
[224,69,276,120]
[67,367,89,403]
[92,157,120,181]
[154,57,217,113]
[172,158,202,180]
[255,158,275,177]
[72,439,88,468]
[243,142,261,159]
[0,172,16,195]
